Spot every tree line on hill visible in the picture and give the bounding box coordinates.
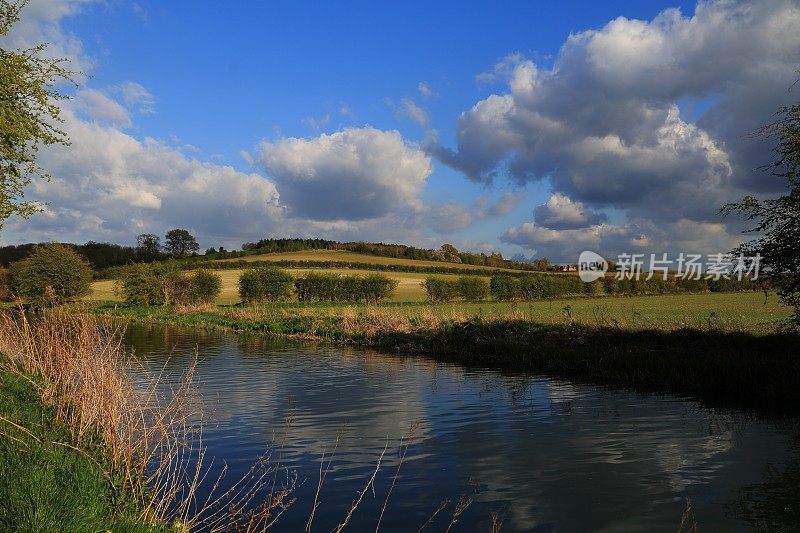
[0,229,201,269]
[2,234,553,274]
[239,239,553,271]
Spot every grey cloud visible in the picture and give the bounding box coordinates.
[110,82,156,114]
[501,218,741,263]
[425,192,526,234]
[69,88,132,127]
[397,98,430,129]
[482,191,526,218]
[431,0,800,257]
[417,81,437,98]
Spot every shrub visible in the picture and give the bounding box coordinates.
[239,267,295,303]
[10,244,93,307]
[295,272,397,303]
[258,268,295,301]
[584,279,605,296]
[163,271,193,305]
[360,274,398,303]
[489,275,520,301]
[295,272,338,302]
[118,263,166,306]
[189,270,221,304]
[518,276,543,300]
[0,267,12,302]
[677,278,708,293]
[421,277,459,302]
[457,276,489,301]
[238,270,261,303]
[600,276,619,295]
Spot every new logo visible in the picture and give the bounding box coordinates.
[578,251,608,283]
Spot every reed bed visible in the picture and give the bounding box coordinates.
[0,309,294,530]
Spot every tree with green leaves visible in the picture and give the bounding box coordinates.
[10,243,92,307]
[135,233,161,261]
[164,228,199,257]
[721,90,800,329]
[1,0,75,228]
[238,267,294,303]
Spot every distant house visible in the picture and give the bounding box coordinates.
[558,264,578,272]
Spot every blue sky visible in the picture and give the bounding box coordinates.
[2,0,798,261]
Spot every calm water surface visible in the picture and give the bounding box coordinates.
[124,324,799,532]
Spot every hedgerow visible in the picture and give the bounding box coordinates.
[294,273,397,303]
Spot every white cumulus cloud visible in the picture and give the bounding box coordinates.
[254,127,432,221]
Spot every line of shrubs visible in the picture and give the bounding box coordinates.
[238,267,294,303]
[421,276,490,302]
[419,273,763,303]
[489,273,762,301]
[238,269,398,304]
[294,272,398,303]
[119,264,221,306]
[116,265,399,306]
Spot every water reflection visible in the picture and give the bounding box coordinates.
[124,324,800,532]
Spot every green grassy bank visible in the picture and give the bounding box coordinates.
[86,292,800,412]
[0,363,168,532]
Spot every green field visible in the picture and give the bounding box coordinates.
[89,291,789,335]
[88,267,787,333]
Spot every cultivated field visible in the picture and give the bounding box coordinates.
[87,268,486,304]
[214,249,535,273]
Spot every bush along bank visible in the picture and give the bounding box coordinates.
[86,297,800,413]
[119,264,222,306]
[488,273,763,300]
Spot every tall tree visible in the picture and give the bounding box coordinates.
[164,228,199,258]
[721,87,800,329]
[135,233,161,261]
[0,0,75,228]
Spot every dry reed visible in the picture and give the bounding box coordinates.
[0,308,291,531]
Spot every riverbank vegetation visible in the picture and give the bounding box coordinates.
[0,362,166,531]
[85,291,799,412]
[0,310,305,531]
[0,311,182,530]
